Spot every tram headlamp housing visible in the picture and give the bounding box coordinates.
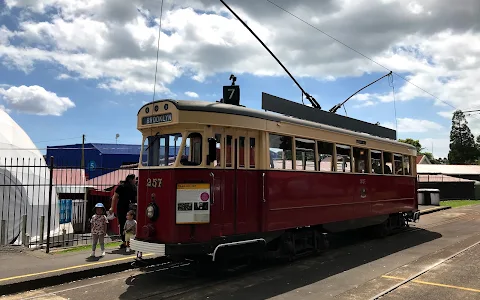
[146,203,159,221]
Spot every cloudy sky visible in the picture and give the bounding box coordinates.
[1,0,479,158]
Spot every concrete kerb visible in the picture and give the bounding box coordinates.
[420,206,452,215]
[0,255,163,297]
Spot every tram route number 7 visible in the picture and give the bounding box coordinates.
[146,178,162,188]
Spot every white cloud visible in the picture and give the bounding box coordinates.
[1,0,480,140]
[184,91,199,98]
[437,110,454,119]
[419,137,450,159]
[382,118,443,133]
[0,104,11,113]
[0,85,75,116]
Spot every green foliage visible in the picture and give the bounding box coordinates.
[448,110,479,164]
[398,138,423,154]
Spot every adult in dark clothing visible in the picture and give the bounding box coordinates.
[109,174,137,248]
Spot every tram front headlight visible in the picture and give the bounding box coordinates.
[146,203,158,221]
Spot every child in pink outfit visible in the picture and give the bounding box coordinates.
[90,203,108,257]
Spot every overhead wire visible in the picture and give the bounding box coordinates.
[263,0,471,115]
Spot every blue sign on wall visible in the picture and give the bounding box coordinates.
[59,199,72,224]
[88,160,96,171]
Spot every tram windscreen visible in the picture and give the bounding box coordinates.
[142,133,183,166]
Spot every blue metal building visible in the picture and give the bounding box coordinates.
[46,143,142,179]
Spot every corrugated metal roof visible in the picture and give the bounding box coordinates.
[417,164,480,175]
[86,169,139,191]
[418,174,474,182]
[52,168,86,185]
[91,143,141,155]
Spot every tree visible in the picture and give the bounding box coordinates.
[398,138,423,154]
[448,110,479,164]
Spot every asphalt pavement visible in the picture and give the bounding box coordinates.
[3,204,480,300]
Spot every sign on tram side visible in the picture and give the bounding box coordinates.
[141,113,173,125]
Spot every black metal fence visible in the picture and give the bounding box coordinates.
[0,156,138,252]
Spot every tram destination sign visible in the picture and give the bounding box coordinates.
[142,113,173,125]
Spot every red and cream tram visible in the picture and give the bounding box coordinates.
[130,88,419,262]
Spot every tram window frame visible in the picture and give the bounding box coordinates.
[213,133,222,167]
[142,132,182,167]
[295,137,316,171]
[226,135,233,168]
[179,132,203,166]
[370,150,382,174]
[394,154,404,175]
[269,133,293,170]
[335,144,352,173]
[403,155,412,175]
[249,137,256,168]
[383,152,393,174]
[353,147,369,173]
[239,136,246,168]
[318,141,334,172]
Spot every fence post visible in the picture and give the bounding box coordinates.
[39,216,45,245]
[46,156,54,253]
[0,220,5,245]
[21,215,27,247]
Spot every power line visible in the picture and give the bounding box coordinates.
[263,0,460,111]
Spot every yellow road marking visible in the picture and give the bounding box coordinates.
[382,275,480,293]
[0,253,154,283]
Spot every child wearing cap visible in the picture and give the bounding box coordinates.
[90,203,108,257]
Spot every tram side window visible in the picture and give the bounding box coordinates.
[214,133,221,167]
[269,134,293,169]
[383,152,393,174]
[353,147,369,173]
[336,144,352,173]
[403,155,412,175]
[249,138,256,168]
[239,136,246,168]
[295,138,316,171]
[142,133,182,166]
[394,154,403,175]
[371,150,382,174]
[226,135,233,168]
[318,141,334,171]
[180,132,202,166]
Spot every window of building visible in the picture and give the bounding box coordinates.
[403,155,412,175]
[394,154,403,175]
[142,133,182,166]
[295,137,316,171]
[371,150,382,174]
[318,141,334,171]
[239,136,246,168]
[353,147,368,173]
[214,133,221,167]
[269,134,293,169]
[336,144,351,172]
[383,152,393,174]
[180,132,202,166]
[249,137,256,168]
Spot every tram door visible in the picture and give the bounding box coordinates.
[211,128,261,236]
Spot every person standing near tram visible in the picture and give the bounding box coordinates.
[110,174,137,249]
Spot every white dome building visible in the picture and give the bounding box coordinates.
[0,109,67,247]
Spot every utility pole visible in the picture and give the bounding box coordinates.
[81,134,85,170]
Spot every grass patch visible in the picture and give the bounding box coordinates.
[52,241,122,254]
[440,200,480,208]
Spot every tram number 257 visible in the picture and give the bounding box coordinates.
[146,178,162,188]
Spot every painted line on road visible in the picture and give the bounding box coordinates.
[382,275,480,293]
[0,253,154,283]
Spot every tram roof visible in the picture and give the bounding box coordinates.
[138,99,416,151]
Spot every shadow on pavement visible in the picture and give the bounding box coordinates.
[118,228,442,300]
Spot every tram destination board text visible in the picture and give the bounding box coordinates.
[142,113,173,125]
